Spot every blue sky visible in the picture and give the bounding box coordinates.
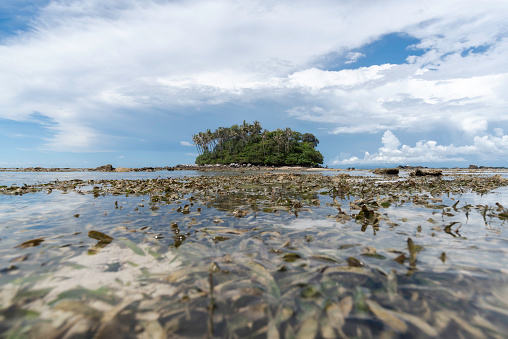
[0,0,507,168]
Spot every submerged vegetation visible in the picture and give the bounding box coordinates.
[192,121,324,166]
[1,170,508,337]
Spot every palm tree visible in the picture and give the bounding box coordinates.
[240,121,249,146]
[216,127,225,160]
[253,121,262,136]
[206,129,213,154]
[200,131,209,154]
[284,127,293,154]
[230,125,239,154]
[274,129,284,157]
[261,129,268,158]
[192,134,201,155]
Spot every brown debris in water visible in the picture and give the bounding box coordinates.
[1,169,508,338]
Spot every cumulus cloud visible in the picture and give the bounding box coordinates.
[381,130,401,150]
[285,3,508,139]
[333,130,508,165]
[289,69,507,135]
[180,141,193,147]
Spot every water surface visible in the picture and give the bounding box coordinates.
[1,170,507,338]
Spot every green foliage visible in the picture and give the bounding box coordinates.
[193,121,323,166]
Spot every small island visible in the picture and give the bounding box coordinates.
[192,121,324,166]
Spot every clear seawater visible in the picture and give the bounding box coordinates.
[0,169,507,338]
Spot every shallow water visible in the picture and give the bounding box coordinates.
[0,170,215,187]
[0,170,507,338]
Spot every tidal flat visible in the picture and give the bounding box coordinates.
[1,169,508,338]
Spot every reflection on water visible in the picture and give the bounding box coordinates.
[0,170,507,338]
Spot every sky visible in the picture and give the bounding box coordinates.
[0,0,507,168]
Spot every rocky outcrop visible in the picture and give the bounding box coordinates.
[96,165,176,172]
[96,164,114,172]
[0,167,79,172]
[373,168,399,175]
[130,167,174,172]
[114,167,131,172]
[409,169,442,177]
[0,163,323,173]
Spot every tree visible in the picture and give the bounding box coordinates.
[261,129,268,157]
[302,133,319,147]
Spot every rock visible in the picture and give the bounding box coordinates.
[469,164,478,169]
[115,167,131,172]
[373,168,399,175]
[409,169,442,177]
[96,164,114,172]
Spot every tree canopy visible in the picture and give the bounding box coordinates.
[192,121,324,166]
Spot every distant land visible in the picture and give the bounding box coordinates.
[192,121,323,167]
[0,164,506,173]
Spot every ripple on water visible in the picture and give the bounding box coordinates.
[1,170,507,337]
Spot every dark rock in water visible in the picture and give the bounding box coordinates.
[373,168,399,175]
[409,169,442,177]
[134,167,155,172]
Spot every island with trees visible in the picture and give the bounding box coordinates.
[192,121,324,166]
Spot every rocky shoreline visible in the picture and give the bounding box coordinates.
[0,163,506,173]
[0,163,325,173]
[0,164,174,173]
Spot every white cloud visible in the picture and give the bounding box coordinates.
[472,134,508,154]
[332,130,508,165]
[461,117,488,134]
[381,130,401,150]
[287,65,394,90]
[289,70,508,135]
[0,0,506,158]
[345,52,366,64]
[180,141,193,147]
[41,121,112,152]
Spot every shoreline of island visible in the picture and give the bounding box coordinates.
[1,163,507,174]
